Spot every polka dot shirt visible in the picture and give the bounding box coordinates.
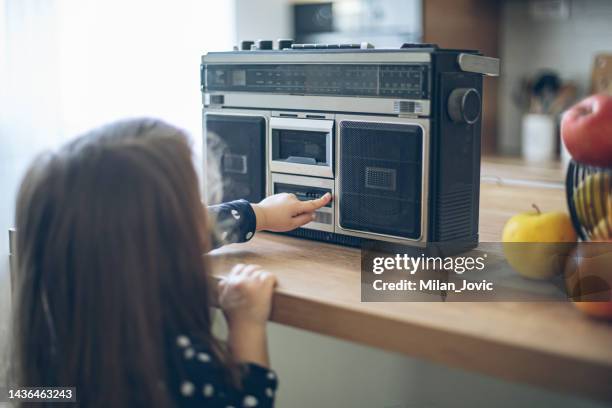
[173,334,278,407]
[208,200,257,249]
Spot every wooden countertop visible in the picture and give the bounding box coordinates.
[481,155,566,186]
[209,159,612,403]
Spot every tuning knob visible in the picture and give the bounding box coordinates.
[447,88,481,124]
[256,40,273,50]
[277,39,294,50]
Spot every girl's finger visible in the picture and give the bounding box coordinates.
[230,263,246,275]
[295,193,331,214]
[242,264,262,276]
[259,271,277,286]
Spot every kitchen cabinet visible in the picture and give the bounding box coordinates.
[423,0,501,154]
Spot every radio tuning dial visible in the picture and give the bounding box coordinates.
[447,88,481,124]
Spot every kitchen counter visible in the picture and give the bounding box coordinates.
[209,159,612,403]
[481,155,566,185]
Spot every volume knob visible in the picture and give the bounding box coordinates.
[447,88,481,124]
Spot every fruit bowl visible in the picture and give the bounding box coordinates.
[566,160,612,241]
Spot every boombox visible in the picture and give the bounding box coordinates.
[201,41,499,249]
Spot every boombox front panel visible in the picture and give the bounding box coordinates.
[205,114,266,204]
[338,121,423,239]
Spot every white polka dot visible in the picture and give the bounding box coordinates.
[180,381,194,397]
[266,371,276,380]
[231,209,241,220]
[245,231,253,240]
[202,384,214,398]
[176,335,190,348]
[243,395,258,407]
[265,388,274,398]
[197,352,211,363]
[184,347,195,359]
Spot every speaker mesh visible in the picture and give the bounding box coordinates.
[339,121,422,239]
[206,114,266,204]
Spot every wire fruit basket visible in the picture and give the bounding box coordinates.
[566,160,612,241]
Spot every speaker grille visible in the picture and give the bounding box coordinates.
[281,228,363,247]
[339,121,423,239]
[365,167,396,191]
[206,114,266,204]
[435,187,474,241]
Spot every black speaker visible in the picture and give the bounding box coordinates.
[339,121,423,239]
[205,114,266,204]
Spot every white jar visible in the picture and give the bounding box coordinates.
[521,113,556,162]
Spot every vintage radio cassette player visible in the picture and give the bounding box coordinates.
[201,40,499,249]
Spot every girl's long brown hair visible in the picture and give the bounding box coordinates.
[13,118,227,407]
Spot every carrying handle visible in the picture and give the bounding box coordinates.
[458,54,500,77]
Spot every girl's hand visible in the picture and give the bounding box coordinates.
[251,192,332,232]
[218,264,276,367]
[218,263,276,329]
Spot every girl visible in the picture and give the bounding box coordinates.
[13,118,331,407]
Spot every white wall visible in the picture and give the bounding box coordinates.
[0,0,236,387]
[498,0,612,155]
[235,0,292,44]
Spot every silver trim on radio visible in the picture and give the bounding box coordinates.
[269,117,334,179]
[202,51,431,65]
[204,93,431,117]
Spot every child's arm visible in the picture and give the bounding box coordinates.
[218,263,277,367]
[251,192,331,232]
[207,193,331,249]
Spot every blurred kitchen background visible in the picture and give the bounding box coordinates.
[237,0,612,160]
[1,0,611,407]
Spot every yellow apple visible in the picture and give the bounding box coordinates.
[502,204,577,280]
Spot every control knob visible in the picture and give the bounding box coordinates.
[256,39,273,50]
[277,39,294,50]
[447,88,481,124]
[240,40,254,51]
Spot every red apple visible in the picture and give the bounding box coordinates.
[561,94,612,167]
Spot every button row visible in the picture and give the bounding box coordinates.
[292,42,374,50]
[239,40,375,51]
[238,41,440,51]
[241,39,294,51]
